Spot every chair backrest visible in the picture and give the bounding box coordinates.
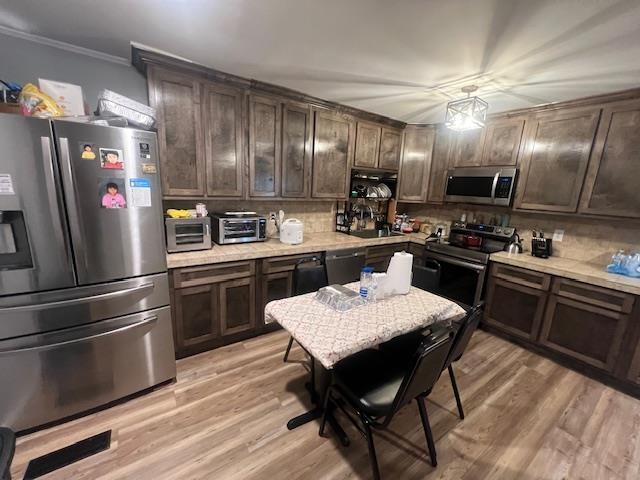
[293,257,328,295]
[0,427,15,480]
[445,302,483,368]
[412,261,441,293]
[385,327,454,424]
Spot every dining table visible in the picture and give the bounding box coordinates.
[264,282,466,444]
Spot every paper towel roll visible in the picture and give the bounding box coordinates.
[386,251,413,295]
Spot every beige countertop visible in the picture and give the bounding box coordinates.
[167,231,428,269]
[490,251,640,296]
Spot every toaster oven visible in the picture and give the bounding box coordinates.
[165,217,212,252]
[210,212,267,245]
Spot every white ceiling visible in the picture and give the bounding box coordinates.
[2,0,640,123]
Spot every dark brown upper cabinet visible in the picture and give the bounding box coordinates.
[281,101,313,198]
[203,81,245,197]
[149,68,205,196]
[449,128,485,167]
[481,117,525,166]
[397,125,435,203]
[378,127,403,170]
[248,94,281,197]
[354,121,381,168]
[311,109,354,199]
[514,108,601,213]
[579,99,640,218]
[426,126,452,203]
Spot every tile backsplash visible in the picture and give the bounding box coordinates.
[402,204,640,265]
[163,200,336,234]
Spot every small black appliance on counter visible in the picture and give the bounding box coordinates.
[531,231,552,258]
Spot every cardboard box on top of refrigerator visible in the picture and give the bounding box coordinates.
[38,78,85,116]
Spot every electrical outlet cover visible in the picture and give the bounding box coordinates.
[552,229,564,242]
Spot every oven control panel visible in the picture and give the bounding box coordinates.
[450,221,514,239]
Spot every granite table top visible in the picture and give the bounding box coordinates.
[264,282,466,369]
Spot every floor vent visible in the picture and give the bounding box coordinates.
[24,430,111,479]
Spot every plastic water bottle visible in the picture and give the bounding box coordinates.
[359,266,374,300]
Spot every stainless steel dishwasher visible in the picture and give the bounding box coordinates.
[325,248,367,285]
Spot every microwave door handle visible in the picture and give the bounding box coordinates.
[490,172,500,202]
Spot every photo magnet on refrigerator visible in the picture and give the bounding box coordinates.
[99,148,124,170]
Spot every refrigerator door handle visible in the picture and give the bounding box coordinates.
[0,282,154,312]
[0,315,158,354]
[58,136,88,278]
[41,136,73,269]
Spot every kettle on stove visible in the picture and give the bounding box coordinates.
[504,233,523,254]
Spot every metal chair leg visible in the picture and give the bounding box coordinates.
[417,396,437,467]
[318,386,333,437]
[363,420,381,480]
[283,336,294,362]
[448,364,464,420]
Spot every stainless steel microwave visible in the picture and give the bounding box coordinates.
[210,212,267,245]
[444,166,517,206]
[165,217,212,252]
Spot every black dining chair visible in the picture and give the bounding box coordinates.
[411,260,441,293]
[379,303,484,420]
[282,256,328,363]
[0,427,15,480]
[319,327,454,479]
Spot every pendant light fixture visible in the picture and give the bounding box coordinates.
[445,85,488,132]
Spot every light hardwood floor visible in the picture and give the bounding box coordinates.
[11,329,640,479]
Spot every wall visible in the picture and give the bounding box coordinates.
[0,31,148,111]
[164,200,337,235]
[402,203,640,265]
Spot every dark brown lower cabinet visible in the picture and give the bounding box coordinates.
[219,277,256,336]
[170,261,258,358]
[484,277,547,341]
[484,261,640,396]
[172,283,219,354]
[627,341,640,386]
[539,295,628,372]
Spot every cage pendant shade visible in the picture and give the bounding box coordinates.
[445,95,488,132]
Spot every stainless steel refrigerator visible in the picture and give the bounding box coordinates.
[0,113,176,432]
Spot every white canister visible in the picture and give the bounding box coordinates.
[279,218,304,245]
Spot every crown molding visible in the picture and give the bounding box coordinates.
[0,24,130,66]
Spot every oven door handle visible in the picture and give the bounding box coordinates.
[424,251,486,272]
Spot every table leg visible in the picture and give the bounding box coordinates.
[286,358,350,446]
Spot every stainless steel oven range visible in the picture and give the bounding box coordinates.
[423,222,516,307]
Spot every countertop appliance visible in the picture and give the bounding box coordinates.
[0,114,176,432]
[210,212,267,245]
[325,248,367,285]
[445,166,517,206]
[532,231,553,258]
[423,221,516,307]
[280,218,304,245]
[165,216,211,252]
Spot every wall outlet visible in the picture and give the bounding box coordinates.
[269,212,277,221]
[552,229,564,242]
